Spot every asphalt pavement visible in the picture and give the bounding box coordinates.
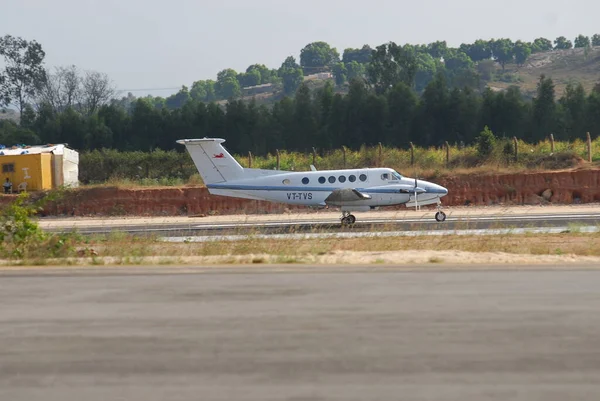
[41,211,600,236]
[1,266,600,400]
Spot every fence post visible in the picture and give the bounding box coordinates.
[276,149,280,170]
[513,137,518,162]
[550,134,555,153]
[248,151,252,168]
[587,132,592,163]
[378,142,383,167]
[342,146,346,169]
[409,142,415,167]
[312,147,317,167]
[445,141,450,167]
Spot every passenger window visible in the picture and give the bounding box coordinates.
[349,175,356,182]
[339,176,346,183]
[328,176,336,183]
[282,179,291,185]
[302,177,309,185]
[381,173,389,180]
[318,177,326,184]
[359,174,367,182]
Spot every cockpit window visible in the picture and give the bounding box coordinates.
[381,173,389,181]
[392,172,403,180]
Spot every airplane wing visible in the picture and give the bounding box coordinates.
[325,188,372,205]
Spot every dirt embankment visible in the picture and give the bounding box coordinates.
[2,169,600,217]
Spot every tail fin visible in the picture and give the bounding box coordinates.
[177,138,245,184]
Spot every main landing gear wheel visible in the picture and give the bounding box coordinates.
[435,211,447,222]
[341,212,356,225]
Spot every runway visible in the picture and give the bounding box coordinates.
[39,205,600,237]
[2,266,600,401]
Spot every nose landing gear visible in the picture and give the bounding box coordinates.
[435,211,447,222]
[341,211,356,225]
[435,198,447,222]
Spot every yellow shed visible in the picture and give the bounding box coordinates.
[1,153,54,191]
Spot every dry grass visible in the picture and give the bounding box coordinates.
[488,46,600,97]
[3,230,599,267]
[83,231,600,259]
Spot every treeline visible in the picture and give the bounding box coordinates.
[1,33,600,155]
[3,75,597,156]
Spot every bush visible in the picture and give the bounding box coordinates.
[476,126,496,159]
[0,193,76,259]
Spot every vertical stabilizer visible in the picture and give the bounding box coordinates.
[177,138,245,184]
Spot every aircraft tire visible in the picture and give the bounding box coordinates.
[435,211,446,222]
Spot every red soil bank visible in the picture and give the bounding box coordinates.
[2,168,599,216]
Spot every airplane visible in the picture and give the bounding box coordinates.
[177,138,449,225]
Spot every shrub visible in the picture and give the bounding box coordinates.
[0,193,77,259]
[476,126,496,159]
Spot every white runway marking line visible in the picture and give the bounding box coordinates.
[161,226,600,243]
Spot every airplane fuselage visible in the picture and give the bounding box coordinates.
[207,167,447,211]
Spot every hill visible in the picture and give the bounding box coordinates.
[230,46,600,105]
[487,46,600,97]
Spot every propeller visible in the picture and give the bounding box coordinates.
[414,177,419,211]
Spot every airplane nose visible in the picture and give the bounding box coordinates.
[427,183,448,196]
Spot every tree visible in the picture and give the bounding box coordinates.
[165,86,191,109]
[37,65,81,114]
[477,59,496,81]
[559,82,587,140]
[554,36,573,50]
[490,39,514,71]
[532,37,553,53]
[466,39,492,62]
[367,42,418,94]
[293,83,318,150]
[0,35,47,117]
[300,42,340,73]
[37,65,115,116]
[215,69,241,99]
[218,77,241,99]
[278,57,304,95]
[344,79,369,148]
[531,75,557,141]
[190,80,216,102]
[332,63,347,86]
[346,61,366,81]
[342,45,372,64]
[81,70,116,115]
[444,50,478,89]
[593,34,600,47]
[414,52,437,92]
[476,126,496,158]
[416,74,450,146]
[426,41,448,59]
[574,34,591,48]
[245,64,272,84]
[0,72,7,107]
[386,82,417,146]
[513,41,532,66]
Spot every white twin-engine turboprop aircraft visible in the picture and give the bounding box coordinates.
[177,138,449,225]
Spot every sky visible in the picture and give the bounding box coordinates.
[1,0,598,98]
